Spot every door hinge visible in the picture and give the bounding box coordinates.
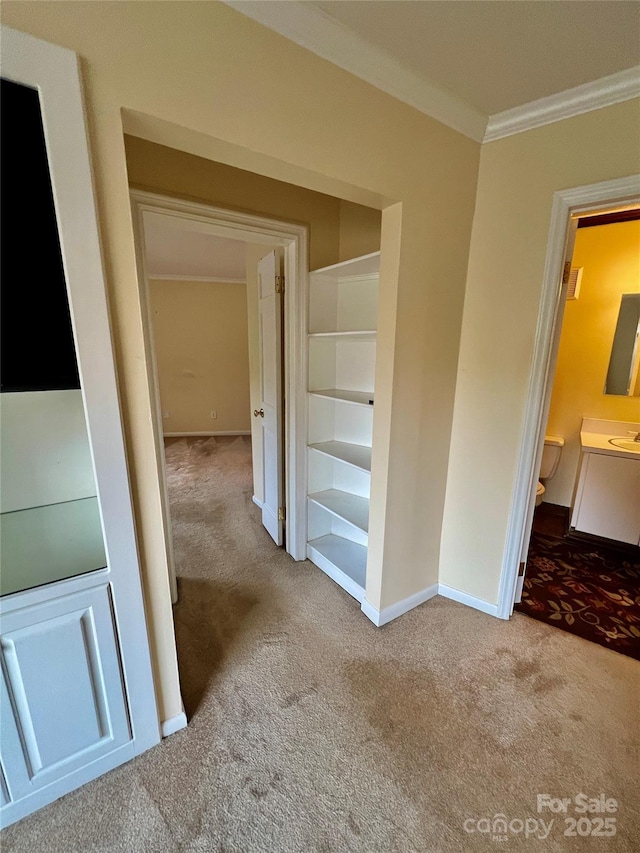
[518,561,526,577]
[275,275,285,294]
[278,506,286,521]
[562,261,572,286]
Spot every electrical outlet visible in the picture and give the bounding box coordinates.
[162,411,170,419]
[210,411,217,419]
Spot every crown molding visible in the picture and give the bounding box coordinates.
[222,0,487,142]
[484,66,640,143]
[224,2,639,145]
[147,274,246,284]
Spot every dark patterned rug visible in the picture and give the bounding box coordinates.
[516,532,640,660]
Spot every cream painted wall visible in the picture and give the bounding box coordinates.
[149,279,250,435]
[125,136,342,271]
[2,1,479,720]
[544,220,640,506]
[126,136,382,268]
[338,200,382,262]
[439,100,640,606]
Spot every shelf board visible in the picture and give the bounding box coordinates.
[307,534,366,601]
[308,441,372,473]
[308,489,370,534]
[310,251,380,278]
[309,330,377,342]
[309,389,374,408]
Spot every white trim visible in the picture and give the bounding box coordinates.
[252,495,264,510]
[130,190,308,566]
[160,710,187,738]
[223,2,639,143]
[311,250,381,276]
[0,568,109,613]
[361,584,439,627]
[437,584,499,618]
[484,66,640,142]
[222,1,486,143]
[148,274,246,284]
[497,175,640,620]
[163,431,251,437]
[514,575,525,605]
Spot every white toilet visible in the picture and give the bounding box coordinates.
[535,435,564,506]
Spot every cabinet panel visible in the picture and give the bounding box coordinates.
[572,453,640,544]
[1,583,131,805]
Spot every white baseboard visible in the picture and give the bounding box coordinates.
[163,430,251,437]
[161,710,188,738]
[361,583,439,627]
[360,583,500,626]
[437,583,500,617]
[252,495,264,509]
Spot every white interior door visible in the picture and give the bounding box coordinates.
[257,250,284,545]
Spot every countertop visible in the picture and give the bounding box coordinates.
[580,418,640,459]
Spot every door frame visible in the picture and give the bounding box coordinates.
[129,190,309,593]
[497,174,640,619]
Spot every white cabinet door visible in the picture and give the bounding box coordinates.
[0,581,133,823]
[572,453,640,545]
[257,251,284,545]
[1,28,161,827]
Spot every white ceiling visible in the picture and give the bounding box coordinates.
[225,0,640,141]
[144,215,246,281]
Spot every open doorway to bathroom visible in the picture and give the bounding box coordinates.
[516,206,640,659]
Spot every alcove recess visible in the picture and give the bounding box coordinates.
[306,251,379,601]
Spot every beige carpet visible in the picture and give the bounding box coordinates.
[4,436,639,851]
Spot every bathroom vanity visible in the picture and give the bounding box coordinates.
[571,419,640,546]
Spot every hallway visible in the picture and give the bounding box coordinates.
[4,436,638,851]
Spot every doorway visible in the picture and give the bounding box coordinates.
[498,174,640,624]
[515,208,640,658]
[130,191,309,602]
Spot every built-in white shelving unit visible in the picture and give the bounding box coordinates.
[306,251,379,602]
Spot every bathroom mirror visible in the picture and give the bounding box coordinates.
[604,293,640,396]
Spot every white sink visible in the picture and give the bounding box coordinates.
[608,437,640,453]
